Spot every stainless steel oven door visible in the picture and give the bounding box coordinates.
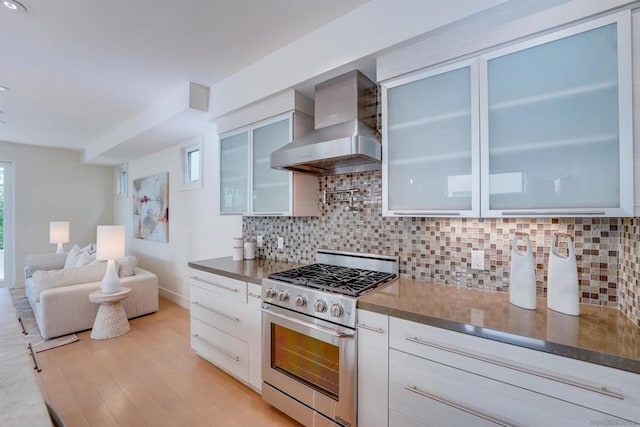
[262,304,356,427]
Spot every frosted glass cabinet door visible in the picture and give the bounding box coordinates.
[481,13,633,217]
[220,131,249,214]
[383,60,479,217]
[252,117,292,214]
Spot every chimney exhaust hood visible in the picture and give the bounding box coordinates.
[270,70,381,176]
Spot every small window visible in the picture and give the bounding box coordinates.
[116,164,128,198]
[180,138,203,191]
[187,147,200,182]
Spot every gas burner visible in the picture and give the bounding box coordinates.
[268,263,396,297]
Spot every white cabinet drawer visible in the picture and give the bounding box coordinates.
[390,317,639,422]
[191,318,248,383]
[189,269,247,302]
[357,309,389,427]
[390,349,622,426]
[190,283,248,339]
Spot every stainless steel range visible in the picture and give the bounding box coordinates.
[261,250,398,427]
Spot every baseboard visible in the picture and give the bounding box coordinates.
[159,287,189,309]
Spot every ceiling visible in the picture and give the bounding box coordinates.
[0,0,367,158]
[0,0,580,165]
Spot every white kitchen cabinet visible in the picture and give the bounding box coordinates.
[480,11,633,217]
[389,348,621,427]
[219,112,318,216]
[356,309,389,427]
[189,269,263,392]
[388,316,640,425]
[381,12,633,218]
[382,59,480,217]
[246,283,262,390]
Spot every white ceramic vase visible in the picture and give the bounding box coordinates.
[509,232,537,310]
[547,232,580,316]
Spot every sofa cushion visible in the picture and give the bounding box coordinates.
[32,262,107,302]
[31,256,139,302]
[24,253,67,279]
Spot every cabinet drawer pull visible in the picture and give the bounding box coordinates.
[393,212,461,216]
[191,276,239,293]
[192,333,240,362]
[192,301,240,323]
[356,323,385,334]
[405,336,624,400]
[501,211,605,216]
[247,292,261,299]
[405,385,513,427]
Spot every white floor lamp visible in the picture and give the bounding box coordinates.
[49,221,69,254]
[96,225,125,294]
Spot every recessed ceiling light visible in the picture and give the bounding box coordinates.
[2,0,26,12]
[0,85,10,91]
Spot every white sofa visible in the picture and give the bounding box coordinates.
[24,253,159,339]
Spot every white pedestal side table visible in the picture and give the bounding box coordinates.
[89,287,132,340]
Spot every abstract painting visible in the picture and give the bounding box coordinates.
[133,172,169,242]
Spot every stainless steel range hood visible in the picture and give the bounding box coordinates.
[270,71,381,176]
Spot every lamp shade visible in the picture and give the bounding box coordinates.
[49,221,70,244]
[96,225,125,261]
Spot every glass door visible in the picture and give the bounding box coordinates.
[480,12,633,217]
[271,323,340,399]
[0,161,13,288]
[219,131,249,214]
[382,59,480,217]
[252,115,292,215]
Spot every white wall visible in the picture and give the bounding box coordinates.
[0,140,114,287]
[114,130,242,307]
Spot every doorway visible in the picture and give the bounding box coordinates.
[0,161,14,288]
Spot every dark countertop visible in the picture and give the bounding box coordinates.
[358,278,640,374]
[188,257,303,285]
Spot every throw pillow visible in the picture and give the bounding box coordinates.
[74,251,96,267]
[116,256,137,277]
[81,243,96,255]
[63,245,82,269]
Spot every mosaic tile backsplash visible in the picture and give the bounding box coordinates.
[243,170,621,309]
[620,218,640,326]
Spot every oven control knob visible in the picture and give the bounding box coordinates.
[314,299,327,313]
[265,288,277,299]
[295,295,307,307]
[330,304,344,318]
[277,291,289,302]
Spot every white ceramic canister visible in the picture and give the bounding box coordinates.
[547,232,580,316]
[509,231,537,310]
[232,236,244,247]
[232,246,244,261]
[244,239,256,260]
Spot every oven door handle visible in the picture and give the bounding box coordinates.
[262,307,355,338]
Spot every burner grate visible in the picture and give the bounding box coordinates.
[268,263,396,297]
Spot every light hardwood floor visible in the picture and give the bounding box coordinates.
[36,297,301,427]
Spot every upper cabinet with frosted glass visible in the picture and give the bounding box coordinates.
[219,112,318,216]
[220,131,249,214]
[382,60,480,217]
[480,12,633,217]
[381,11,632,218]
